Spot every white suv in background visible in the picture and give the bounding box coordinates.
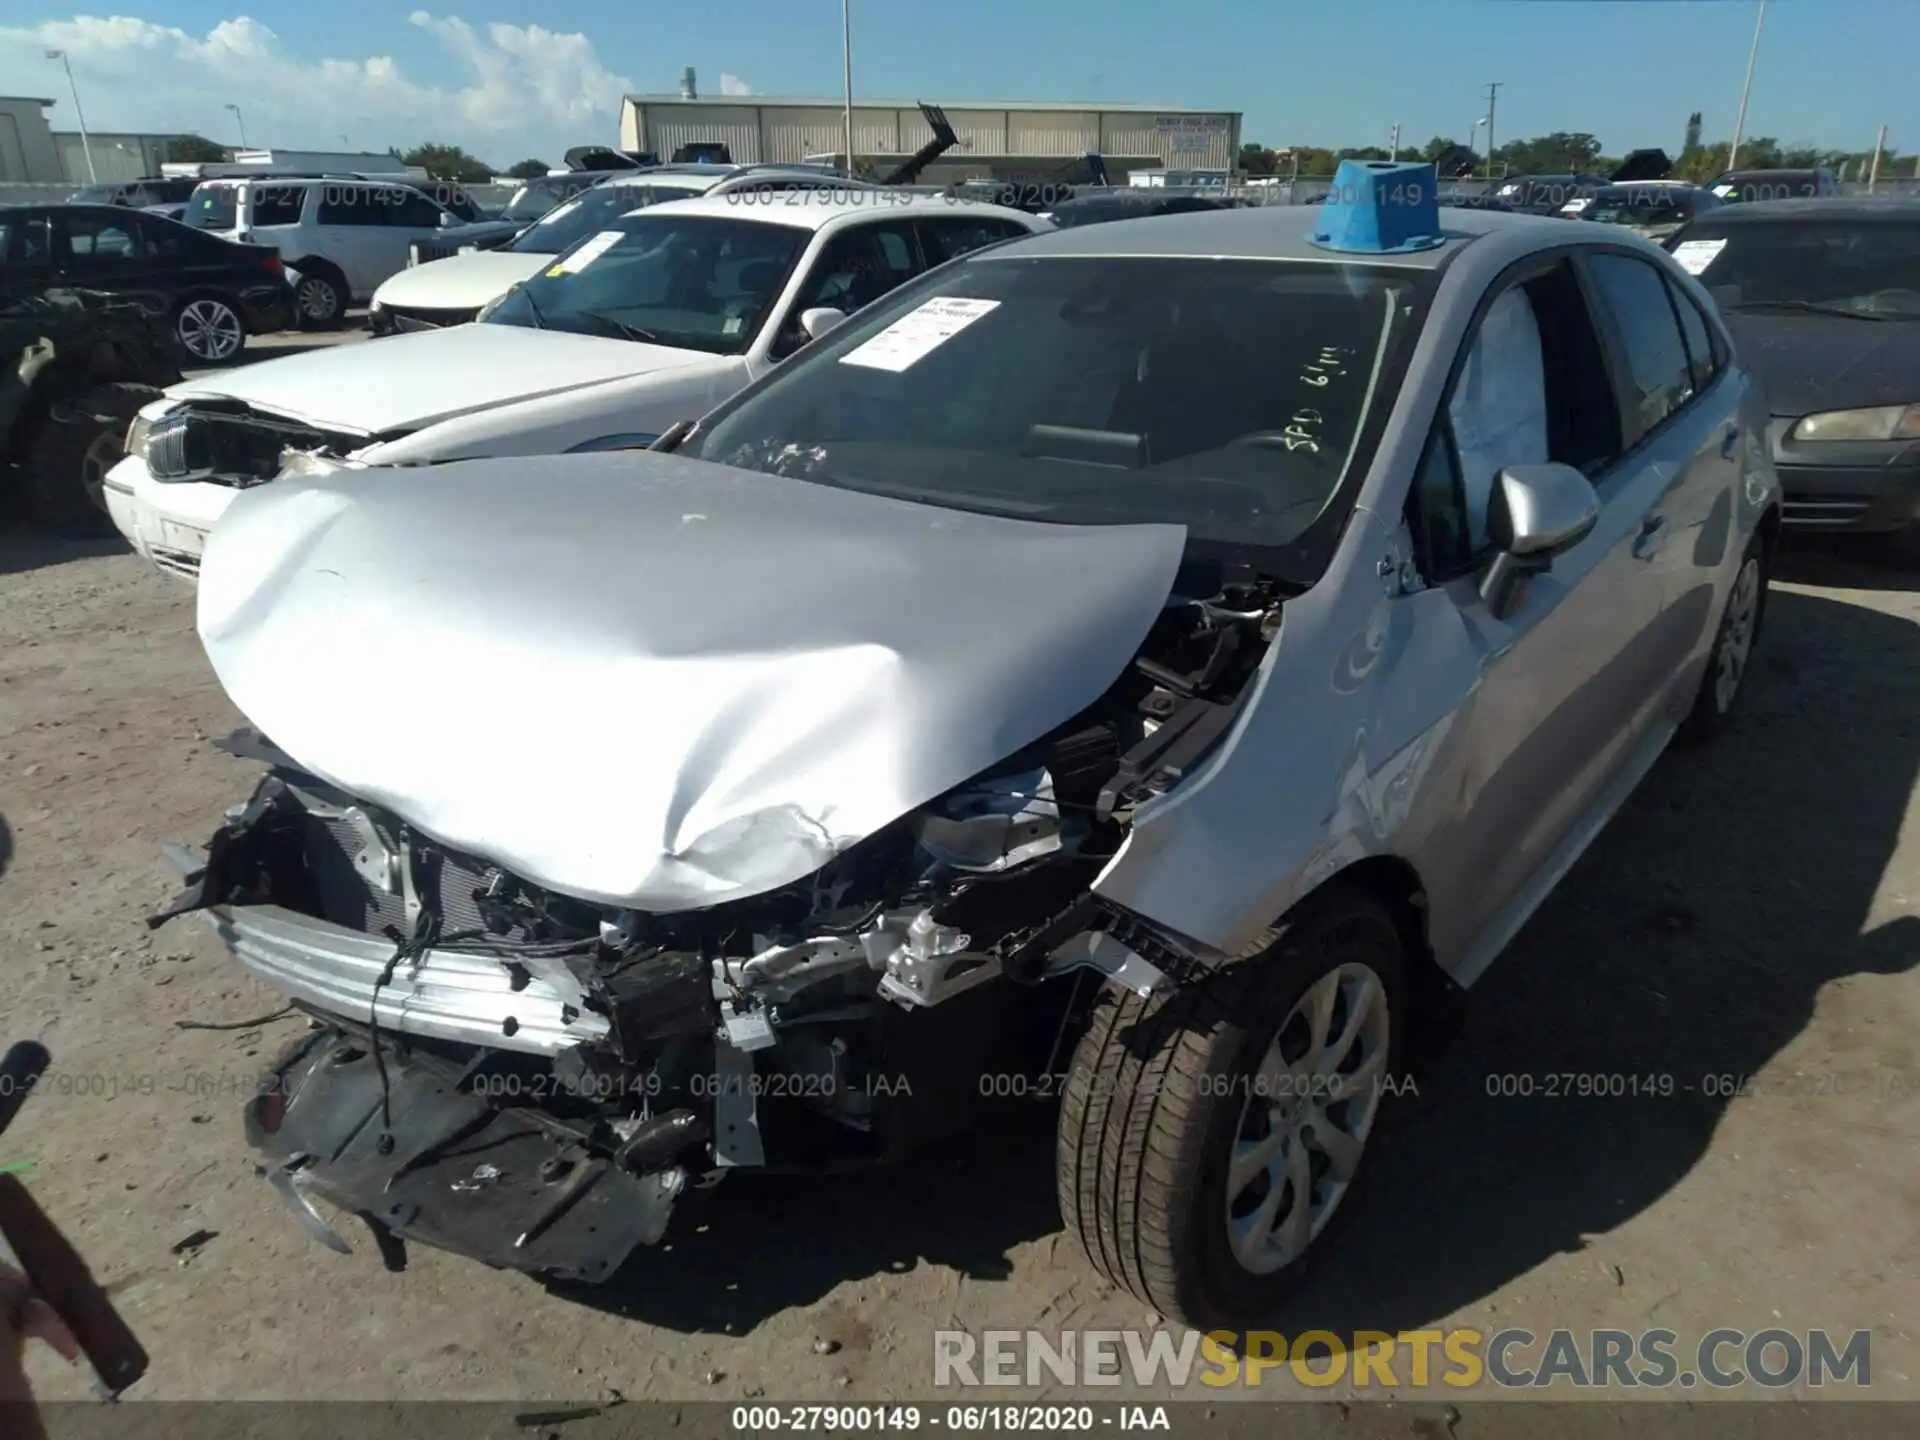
[104,194,1044,583]
[182,176,465,328]
[368,165,887,336]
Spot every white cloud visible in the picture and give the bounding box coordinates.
[0,12,633,167]
[719,73,753,96]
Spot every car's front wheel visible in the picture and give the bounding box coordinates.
[23,382,161,538]
[1056,883,1408,1331]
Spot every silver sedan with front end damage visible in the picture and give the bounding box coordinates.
[153,165,1780,1330]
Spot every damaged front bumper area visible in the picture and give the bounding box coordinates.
[156,558,1285,1280]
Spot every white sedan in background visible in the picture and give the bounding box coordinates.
[103,193,1043,581]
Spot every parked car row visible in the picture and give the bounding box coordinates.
[92,162,1782,1332]
[104,193,1044,578]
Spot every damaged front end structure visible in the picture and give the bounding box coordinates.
[152,559,1277,1280]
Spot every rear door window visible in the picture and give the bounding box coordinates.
[384,190,447,228]
[62,212,140,262]
[1584,252,1697,449]
[917,216,1029,266]
[316,186,383,226]
[251,185,308,227]
[1664,274,1722,393]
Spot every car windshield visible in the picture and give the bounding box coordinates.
[1711,172,1823,203]
[1584,187,1686,226]
[483,213,809,352]
[185,183,239,229]
[685,255,1425,581]
[498,178,576,223]
[505,182,710,254]
[1676,219,1920,318]
[69,184,125,204]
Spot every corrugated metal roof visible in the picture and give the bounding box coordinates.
[624,95,1239,116]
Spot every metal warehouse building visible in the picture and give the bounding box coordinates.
[618,72,1240,183]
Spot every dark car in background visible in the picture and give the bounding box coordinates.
[1492,171,1608,215]
[407,171,617,266]
[1043,190,1240,227]
[1564,181,1723,241]
[1710,168,1841,205]
[1667,197,1920,536]
[0,203,294,365]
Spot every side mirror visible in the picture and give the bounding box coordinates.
[1479,463,1600,619]
[799,306,848,342]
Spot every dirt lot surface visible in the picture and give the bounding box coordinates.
[0,506,1916,1410]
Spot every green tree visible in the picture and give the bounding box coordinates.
[505,158,550,179]
[401,143,495,183]
[1421,135,1462,163]
[164,134,228,164]
[1683,111,1703,155]
[1238,142,1278,176]
[1493,132,1604,175]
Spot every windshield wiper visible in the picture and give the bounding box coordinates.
[583,312,659,343]
[1727,299,1887,321]
[516,284,549,329]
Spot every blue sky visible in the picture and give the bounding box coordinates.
[0,2,1907,165]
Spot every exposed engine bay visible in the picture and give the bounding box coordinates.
[157,546,1285,1281]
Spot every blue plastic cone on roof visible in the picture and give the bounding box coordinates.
[1309,159,1445,255]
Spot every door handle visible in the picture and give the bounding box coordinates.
[1719,425,1739,460]
[1632,515,1669,560]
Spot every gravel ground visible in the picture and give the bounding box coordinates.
[0,504,1915,1409]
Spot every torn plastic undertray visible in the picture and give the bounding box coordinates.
[246,1028,680,1284]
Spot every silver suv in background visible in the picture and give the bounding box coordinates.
[370,165,892,335]
[183,176,465,328]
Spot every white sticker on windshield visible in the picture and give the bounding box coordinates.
[838,297,1000,372]
[555,230,625,274]
[1711,184,1736,198]
[1560,197,1591,213]
[1671,238,1727,275]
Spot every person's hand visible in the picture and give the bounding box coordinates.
[0,1260,78,1388]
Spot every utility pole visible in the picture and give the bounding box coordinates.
[1483,82,1501,179]
[1728,0,1767,172]
[44,49,96,183]
[841,0,856,180]
[1868,124,1888,192]
[1389,123,1401,159]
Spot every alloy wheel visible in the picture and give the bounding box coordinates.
[1713,555,1761,713]
[79,431,121,514]
[178,299,243,362]
[1224,958,1391,1275]
[297,277,340,323]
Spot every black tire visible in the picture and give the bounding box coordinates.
[173,293,248,364]
[293,267,347,330]
[22,381,161,539]
[1056,882,1408,1331]
[1678,528,1769,745]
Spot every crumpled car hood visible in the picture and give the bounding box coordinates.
[165,323,715,436]
[196,453,1186,913]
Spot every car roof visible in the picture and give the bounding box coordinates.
[975,201,1553,269]
[1683,196,1920,222]
[624,192,1040,231]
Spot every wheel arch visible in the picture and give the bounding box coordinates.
[1293,854,1465,1072]
[288,255,347,284]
